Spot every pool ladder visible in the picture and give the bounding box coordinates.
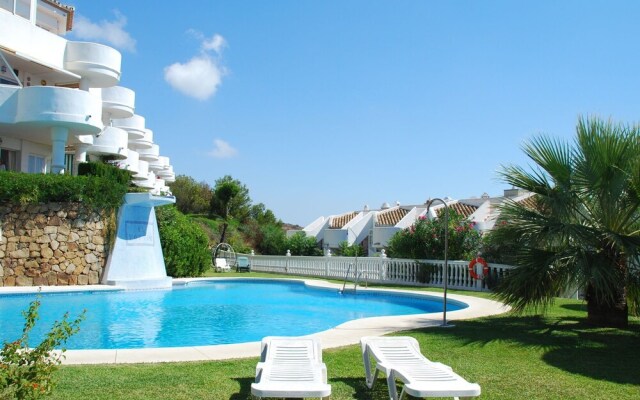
[340,263,362,294]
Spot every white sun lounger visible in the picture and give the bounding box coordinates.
[214,257,231,272]
[361,336,481,400]
[251,336,331,399]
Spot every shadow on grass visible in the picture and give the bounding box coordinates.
[415,314,640,385]
[560,303,588,312]
[229,377,253,400]
[331,377,390,400]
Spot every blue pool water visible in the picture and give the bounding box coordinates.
[0,279,466,350]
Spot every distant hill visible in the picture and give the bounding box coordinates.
[282,222,303,231]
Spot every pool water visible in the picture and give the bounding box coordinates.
[0,279,465,350]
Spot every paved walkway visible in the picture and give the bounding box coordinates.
[0,278,509,364]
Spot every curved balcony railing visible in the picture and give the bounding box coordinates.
[112,114,145,140]
[101,86,135,119]
[129,128,153,150]
[133,160,149,180]
[88,126,128,159]
[15,86,102,134]
[138,143,160,162]
[118,149,139,174]
[149,155,169,172]
[64,41,122,88]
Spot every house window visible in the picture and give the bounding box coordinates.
[28,154,46,173]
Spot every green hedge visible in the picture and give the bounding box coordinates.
[156,206,211,277]
[77,162,132,186]
[0,170,127,209]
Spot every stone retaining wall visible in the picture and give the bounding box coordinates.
[0,203,112,286]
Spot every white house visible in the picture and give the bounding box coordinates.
[0,0,174,194]
[289,189,534,256]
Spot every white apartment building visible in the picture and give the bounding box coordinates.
[0,0,174,193]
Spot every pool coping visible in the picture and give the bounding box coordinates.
[0,277,510,365]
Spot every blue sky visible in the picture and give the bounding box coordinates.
[68,1,640,225]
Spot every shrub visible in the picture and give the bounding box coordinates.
[77,162,131,186]
[156,206,211,277]
[387,211,481,260]
[285,232,322,256]
[337,241,365,256]
[256,223,287,255]
[0,299,84,400]
[0,170,127,209]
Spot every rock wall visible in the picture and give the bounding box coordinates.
[0,203,112,286]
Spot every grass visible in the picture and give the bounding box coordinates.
[49,276,640,399]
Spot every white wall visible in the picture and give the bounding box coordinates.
[0,7,68,71]
[20,139,51,172]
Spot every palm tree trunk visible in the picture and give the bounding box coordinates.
[585,282,628,328]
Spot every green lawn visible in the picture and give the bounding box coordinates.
[50,277,640,399]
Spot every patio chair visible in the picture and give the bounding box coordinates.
[251,336,331,399]
[214,257,231,272]
[361,336,481,400]
[236,256,251,272]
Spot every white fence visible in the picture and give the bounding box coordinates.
[239,254,516,292]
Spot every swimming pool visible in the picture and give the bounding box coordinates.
[0,279,466,350]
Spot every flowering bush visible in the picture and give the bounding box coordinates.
[0,299,85,400]
[387,211,481,260]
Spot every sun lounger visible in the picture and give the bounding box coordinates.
[214,257,231,272]
[251,336,331,399]
[361,336,481,400]
[236,256,251,272]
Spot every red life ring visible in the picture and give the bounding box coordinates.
[468,257,489,280]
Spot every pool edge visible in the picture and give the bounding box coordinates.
[0,278,509,364]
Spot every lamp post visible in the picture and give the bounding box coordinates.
[426,198,454,328]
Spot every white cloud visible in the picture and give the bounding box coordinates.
[202,34,226,53]
[72,11,136,53]
[164,32,227,100]
[208,139,238,159]
[164,55,224,101]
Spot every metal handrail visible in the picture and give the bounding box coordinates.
[340,263,353,293]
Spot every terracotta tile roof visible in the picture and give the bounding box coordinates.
[437,202,478,218]
[516,194,542,212]
[376,207,409,226]
[329,212,357,229]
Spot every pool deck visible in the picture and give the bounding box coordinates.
[0,277,509,365]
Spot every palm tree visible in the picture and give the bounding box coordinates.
[212,180,240,245]
[490,117,640,328]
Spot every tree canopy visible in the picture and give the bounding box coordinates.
[168,175,212,215]
[489,117,640,328]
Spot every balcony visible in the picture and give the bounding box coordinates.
[112,114,145,140]
[129,127,153,150]
[101,86,135,119]
[64,41,121,88]
[88,126,128,159]
[118,149,139,174]
[14,86,102,134]
[133,160,149,180]
[138,143,160,162]
[149,155,169,172]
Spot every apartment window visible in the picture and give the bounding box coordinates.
[28,154,46,173]
[0,148,18,171]
[64,153,74,175]
[0,51,22,87]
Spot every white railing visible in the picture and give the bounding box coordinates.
[240,254,516,292]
